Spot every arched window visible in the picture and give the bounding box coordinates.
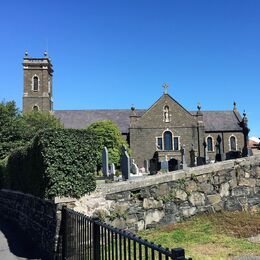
[207,136,213,151]
[33,105,39,111]
[163,105,170,122]
[230,136,237,151]
[164,131,172,150]
[33,76,39,91]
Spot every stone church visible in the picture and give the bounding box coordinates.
[22,53,245,167]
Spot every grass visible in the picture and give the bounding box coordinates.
[139,211,260,260]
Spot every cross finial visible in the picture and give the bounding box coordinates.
[162,83,169,94]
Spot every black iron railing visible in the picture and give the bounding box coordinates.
[58,207,191,260]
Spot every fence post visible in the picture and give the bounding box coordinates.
[171,247,186,260]
[61,206,67,260]
[93,218,101,260]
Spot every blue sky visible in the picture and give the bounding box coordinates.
[0,0,259,136]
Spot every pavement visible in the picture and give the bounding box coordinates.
[0,218,43,260]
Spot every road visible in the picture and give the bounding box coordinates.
[0,218,42,260]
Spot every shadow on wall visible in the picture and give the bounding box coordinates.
[0,217,44,260]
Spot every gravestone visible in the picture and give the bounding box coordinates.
[189,146,195,167]
[226,151,242,160]
[161,159,169,172]
[149,159,157,175]
[110,163,115,175]
[215,135,225,162]
[149,152,161,175]
[120,146,130,181]
[102,147,109,177]
[197,157,205,166]
[180,145,187,170]
[130,160,139,174]
[203,141,209,164]
[144,160,149,173]
[168,158,179,171]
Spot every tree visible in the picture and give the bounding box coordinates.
[0,100,63,160]
[0,101,25,159]
[21,111,63,141]
[87,120,129,170]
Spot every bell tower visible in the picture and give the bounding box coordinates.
[22,51,53,112]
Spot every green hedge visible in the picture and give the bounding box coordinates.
[4,129,98,199]
[0,157,9,189]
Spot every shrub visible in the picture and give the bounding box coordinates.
[6,129,98,199]
[0,157,9,189]
[87,120,130,170]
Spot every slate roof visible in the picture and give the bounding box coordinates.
[54,109,242,133]
[192,111,243,132]
[53,109,146,133]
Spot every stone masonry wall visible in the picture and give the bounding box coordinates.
[74,155,260,232]
[0,189,62,258]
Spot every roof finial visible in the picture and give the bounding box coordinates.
[162,83,169,94]
[243,110,246,118]
[44,50,48,57]
[24,50,28,57]
[197,102,201,111]
[233,101,237,111]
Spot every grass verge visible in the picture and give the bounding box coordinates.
[139,211,260,260]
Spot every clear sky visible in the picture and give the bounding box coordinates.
[0,0,259,136]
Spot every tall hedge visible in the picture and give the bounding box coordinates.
[5,129,98,199]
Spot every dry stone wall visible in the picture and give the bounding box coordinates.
[74,155,260,231]
[0,189,62,258]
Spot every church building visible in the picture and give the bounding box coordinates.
[22,53,245,167]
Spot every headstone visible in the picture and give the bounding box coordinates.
[110,163,115,175]
[203,141,209,164]
[149,158,157,175]
[144,160,149,173]
[215,135,225,162]
[120,146,130,181]
[168,158,179,171]
[149,152,161,175]
[189,145,195,167]
[180,145,187,170]
[239,112,252,157]
[226,151,242,160]
[197,157,205,166]
[161,160,169,172]
[131,161,139,174]
[102,147,109,177]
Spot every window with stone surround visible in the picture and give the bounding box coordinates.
[207,136,214,151]
[32,75,39,91]
[163,131,173,150]
[229,135,237,151]
[173,136,180,150]
[33,105,39,111]
[156,137,163,150]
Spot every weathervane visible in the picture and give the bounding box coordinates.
[162,83,169,94]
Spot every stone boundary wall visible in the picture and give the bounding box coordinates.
[74,155,260,231]
[0,189,62,258]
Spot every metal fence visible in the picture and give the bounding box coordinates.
[57,207,191,260]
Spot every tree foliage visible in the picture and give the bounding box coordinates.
[3,129,98,198]
[87,120,129,169]
[0,100,63,160]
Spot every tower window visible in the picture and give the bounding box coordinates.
[33,76,39,91]
[230,136,237,151]
[164,131,173,150]
[207,136,213,151]
[33,105,39,111]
